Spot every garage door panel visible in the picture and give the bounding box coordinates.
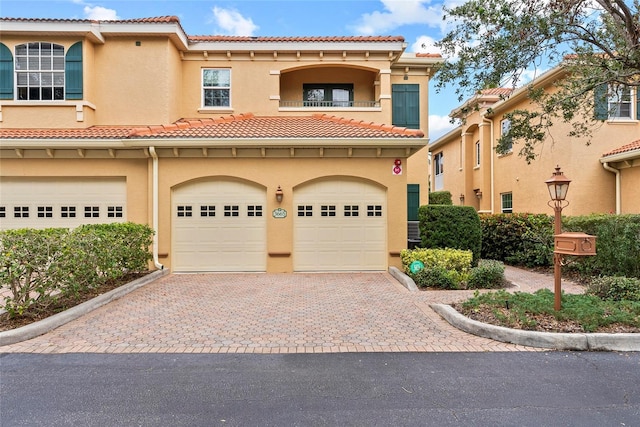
[172,180,266,272]
[294,179,386,271]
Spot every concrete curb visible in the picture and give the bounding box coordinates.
[389,266,418,292]
[0,269,170,347]
[431,303,640,352]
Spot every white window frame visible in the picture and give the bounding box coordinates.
[202,68,231,108]
[500,118,513,153]
[433,152,444,191]
[608,85,634,120]
[474,141,481,168]
[15,42,65,101]
[501,192,513,213]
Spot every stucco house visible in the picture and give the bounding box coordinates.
[0,16,442,273]
[429,66,640,216]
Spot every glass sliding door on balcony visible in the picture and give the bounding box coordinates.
[302,84,353,107]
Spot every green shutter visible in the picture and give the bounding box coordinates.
[593,84,608,120]
[0,43,13,100]
[65,42,83,100]
[407,184,420,221]
[392,84,420,129]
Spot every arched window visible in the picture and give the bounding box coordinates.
[15,42,65,100]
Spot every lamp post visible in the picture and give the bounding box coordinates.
[545,165,571,311]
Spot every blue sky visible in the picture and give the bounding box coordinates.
[0,0,463,139]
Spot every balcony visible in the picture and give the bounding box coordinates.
[279,100,380,108]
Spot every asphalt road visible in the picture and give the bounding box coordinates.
[1,352,639,426]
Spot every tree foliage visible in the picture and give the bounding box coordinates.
[434,0,640,161]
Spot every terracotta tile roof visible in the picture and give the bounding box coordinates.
[0,114,424,140]
[0,16,181,24]
[188,35,405,43]
[602,139,640,157]
[479,88,514,97]
[130,113,424,138]
[0,127,135,139]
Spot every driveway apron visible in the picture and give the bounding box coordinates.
[1,272,544,354]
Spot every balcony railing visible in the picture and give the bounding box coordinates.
[280,100,380,108]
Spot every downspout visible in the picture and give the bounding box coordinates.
[149,146,164,270]
[482,115,495,213]
[601,162,621,214]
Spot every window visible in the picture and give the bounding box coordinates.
[14,206,29,218]
[433,152,444,191]
[200,205,216,217]
[475,141,481,167]
[177,206,192,217]
[37,206,53,218]
[84,206,99,218]
[303,84,353,107]
[224,205,239,217]
[107,206,124,218]
[15,42,65,100]
[247,205,263,217]
[298,205,313,217]
[367,205,383,217]
[203,69,230,107]
[321,205,336,217]
[344,205,359,217]
[608,85,633,119]
[392,84,420,129]
[500,119,513,152]
[61,206,76,218]
[501,193,513,213]
[0,206,5,218]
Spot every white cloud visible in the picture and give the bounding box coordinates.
[83,5,119,20]
[351,0,443,35]
[429,114,458,140]
[411,35,442,55]
[212,6,258,36]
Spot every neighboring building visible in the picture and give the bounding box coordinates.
[429,66,640,216]
[0,17,442,272]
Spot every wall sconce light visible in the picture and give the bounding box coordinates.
[275,185,284,203]
[459,193,465,204]
[474,189,482,199]
[403,67,409,80]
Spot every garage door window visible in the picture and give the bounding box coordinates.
[200,205,215,217]
[0,207,5,218]
[344,205,359,217]
[177,205,192,217]
[37,206,53,218]
[224,205,239,217]
[321,205,336,217]
[61,206,76,218]
[84,206,99,218]
[14,206,29,218]
[298,205,313,216]
[108,206,124,218]
[367,205,383,217]
[247,205,263,217]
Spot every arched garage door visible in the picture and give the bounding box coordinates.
[294,178,387,271]
[172,179,267,272]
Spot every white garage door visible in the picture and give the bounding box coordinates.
[0,177,126,230]
[172,179,267,272]
[294,178,387,271]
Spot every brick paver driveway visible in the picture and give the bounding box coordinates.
[2,272,543,354]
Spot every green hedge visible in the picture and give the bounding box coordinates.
[480,213,553,267]
[419,205,482,265]
[0,223,154,317]
[428,191,453,205]
[564,214,640,278]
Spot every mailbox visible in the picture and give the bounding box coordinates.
[554,232,597,256]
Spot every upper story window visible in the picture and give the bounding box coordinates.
[500,118,513,152]
[474,141,481,167]
[608,85,633,119]
[303,84,353,107]
[595,83,639,121]
[15,42,65,100]
[203,69,231,107]
[434,152,444,176]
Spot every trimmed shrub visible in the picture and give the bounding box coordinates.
[564,214,640,278]
[400,247,473,274]
[586,276,640,302]
[467,260,506,289]
[480,213,553,267]
[419,205,482,265]
[412,266,461,289]
[428,191,453,205]
[0,223,154,317]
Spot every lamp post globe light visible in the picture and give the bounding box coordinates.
[545,166,571,311]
